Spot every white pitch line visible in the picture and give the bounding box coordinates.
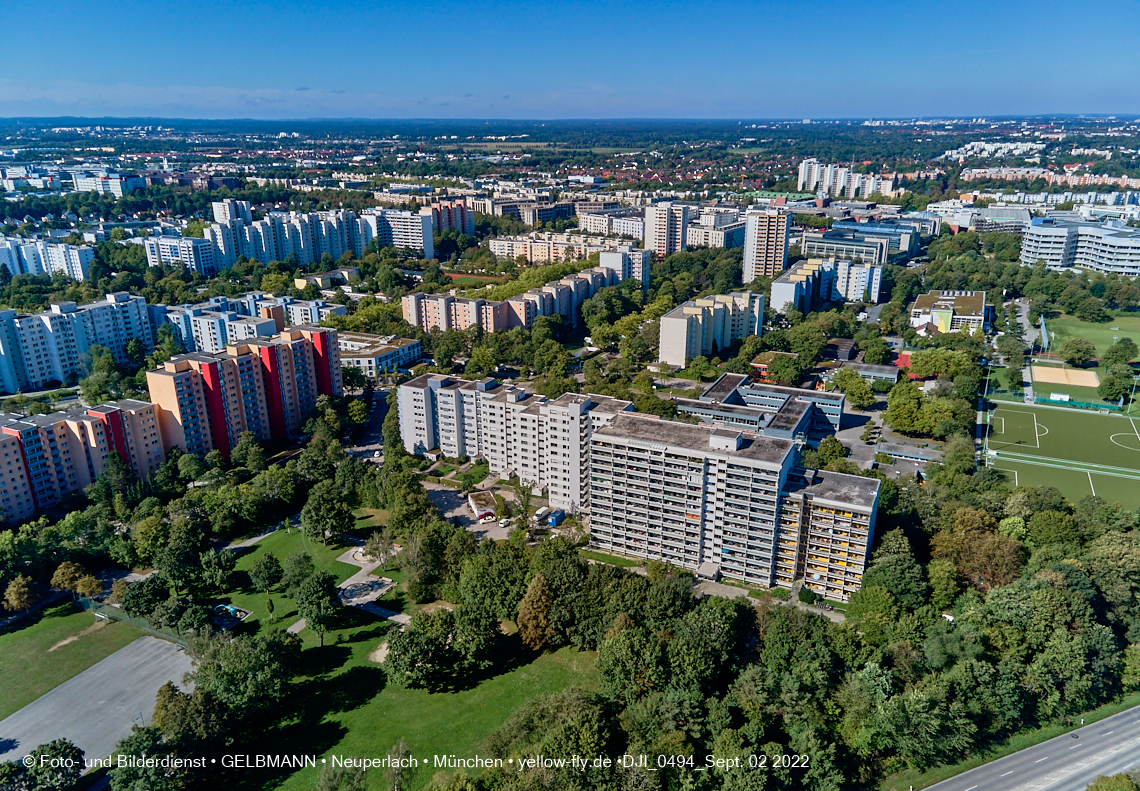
[1131,418,1140,444]
[1089,470,1097,496]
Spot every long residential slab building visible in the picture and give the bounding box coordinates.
[397,373,878,601]
[401,248,649,334]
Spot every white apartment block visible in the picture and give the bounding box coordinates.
[1020,219,1140,276]
[658,292,765,368]
[338,333,422,377]
[742,209,791,282]
[0,237,95,281]
[0,293,154,394]
[587,414,879,601]
[644,202,691,258]
[797,159,896,198]
[211,199,253,225]
[144,236,219,277]
[686,221,746,249]
[159,306,277,354]
[202,208,433,270]
[835,260,883,303]
[283,299,348,326]
[597,248,651,295]
[397,375,633,513]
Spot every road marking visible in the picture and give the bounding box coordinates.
[1035,757,1049,762]
[1089,470,1097,496]
[964,786,977,791]
[1104,730,1114,735]
[1000,771,1014,777]
[1069,744,1081,749]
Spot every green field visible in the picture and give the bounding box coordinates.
[0,602,143,719]
[1045,312,1140,356]
[222,528,362,646]
[271,644,597,791]
[983,402,1140,508]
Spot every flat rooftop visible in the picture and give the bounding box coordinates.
[767,398,809,432]
[785,468,880,510]
[595,414,793,465]
[699,373,750,402]
[911,290,987,317]
[673,397,766,418]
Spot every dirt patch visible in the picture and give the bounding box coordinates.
[48,619,107,652]
[368,642,389,664]
[1032,365,1100,387]
[418,601,455,616]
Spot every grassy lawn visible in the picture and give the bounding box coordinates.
[0,602,143,719]
[1046,312,1140,357]
[260,631,597,791]
[434,464,458,478]
[882,691,1140,790]
[222,529,362,645]
[456,462,490,488]
[351,507,390,533]
[579,549,643,568]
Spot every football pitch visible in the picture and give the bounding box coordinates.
[983,402,1140,509]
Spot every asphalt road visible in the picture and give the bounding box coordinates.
[0,636,192,762]
[926,705,1140,791]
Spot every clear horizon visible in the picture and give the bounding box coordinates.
[4,0,1139,120]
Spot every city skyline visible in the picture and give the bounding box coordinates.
[4,0,1140,120]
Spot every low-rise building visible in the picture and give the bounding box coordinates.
[909,290,993,334]
[338,332,422,377]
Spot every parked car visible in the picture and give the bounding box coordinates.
[532,507,550,522]
[373,450,381,457]
[498,518,510,527]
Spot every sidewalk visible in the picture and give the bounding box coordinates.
[287,540,409,635]
[693,579,845,623]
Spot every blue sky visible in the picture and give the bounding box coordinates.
[2,0,1138,120]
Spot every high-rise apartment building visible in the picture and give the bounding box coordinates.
[742,209,791,282]
[211,199,253,225]
[397,375,633,513]
[147,325,341,456]
[0,430,36,524]
[658,292,765,368]
[0,399,164,514]
[429,199,475,235]
[770,259,839,316]
[597,248,651,296]
[0,237,95,281]
[587,414,878,601]
[835,260,883,303]
[0,293,154,395]
[396,373,879,601]
[643,202,691,258]
[144,236,219,277]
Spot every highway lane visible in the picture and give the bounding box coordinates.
[925,705,1140,791]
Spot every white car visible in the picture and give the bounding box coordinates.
[499,518,510,527]
[373,450,381,458]
[480,515,496,523]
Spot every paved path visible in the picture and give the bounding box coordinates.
[924,704,1140,791]
[0,636,192,762]
[287,542,410,635]
[225,515,298,551]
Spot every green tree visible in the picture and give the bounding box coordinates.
[301,480,355,545]
[281,552,315,597]
[347,399,369,425]
[597,625,667,705]
[230,432,267,472]
[341,366,367,392]
[295,571,341,647]
[832,367,876,408]
[1060,337,1097,367]
[517,573,555,651]
[199,548,236,592]
[1101,338,1139,367]
[884,379,929,435]
[249,552,283,594]
[25,738,84,790]
[108,727,186,791]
